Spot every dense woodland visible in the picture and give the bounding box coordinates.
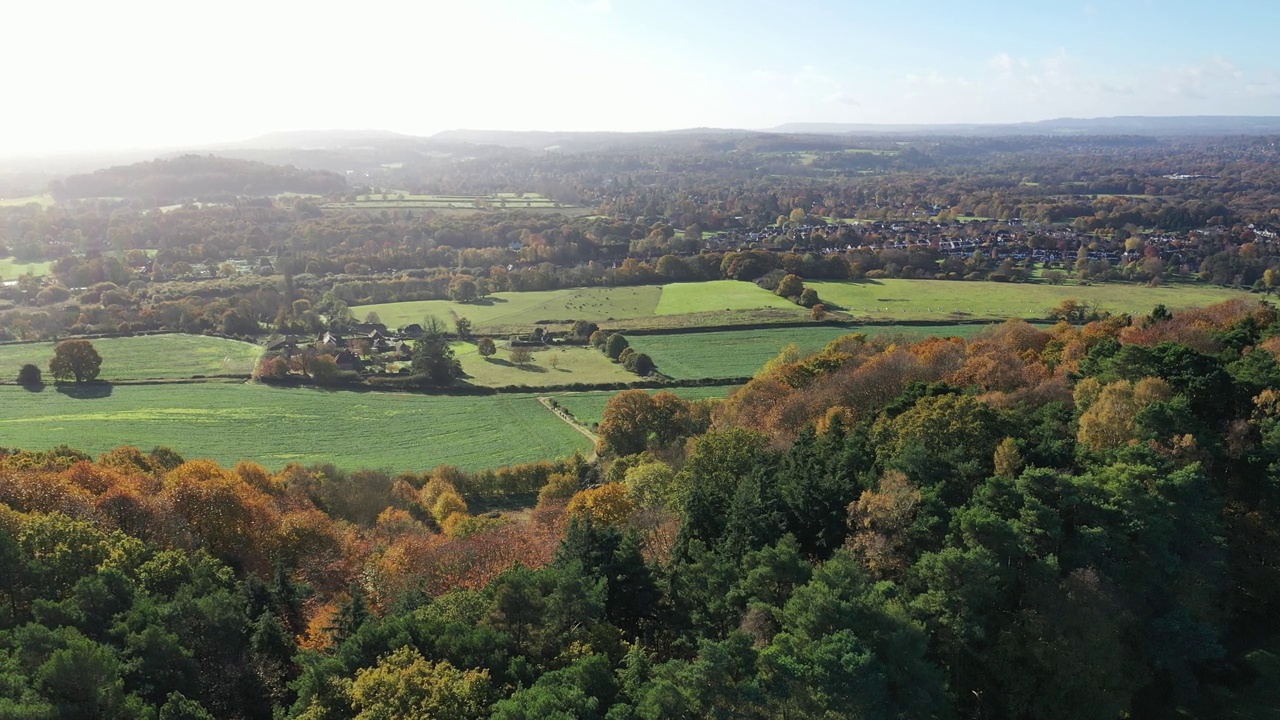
[2,299,1280,718]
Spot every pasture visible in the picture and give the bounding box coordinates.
[0,383,592,471]
[809,279,1257,322]
[547,386,733,427]
[0,334,262,380]
[0,257,53,279]
[356,281,812,333]
[629,323,1011,380]
[0,195,55,208]
[454,342,636,387]
[322,192,589,215]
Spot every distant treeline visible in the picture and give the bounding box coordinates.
[48,154,348,204]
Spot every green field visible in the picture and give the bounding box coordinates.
[0,257,53,279]
[0,334,262,380]
[0,383,591,471]
[653,280,804,316]
[454,342,635,387]
[356,281,810,333]
[0,195,55,208]
[322,192,588,215]
[629,323,1010,380]
[809,279,1257,322]
[547,386,734,427]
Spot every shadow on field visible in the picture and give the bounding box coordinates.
[461,297,507,306]
[55,382,113,399]
[19,383,46,393]
[484,358,549,373]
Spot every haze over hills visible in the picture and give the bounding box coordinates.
[766,116,1280,136]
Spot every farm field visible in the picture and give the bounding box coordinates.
[357,286,663,331]
[809,279,1257,322]
[356,281,811,333]
[0,257,53,278]
[0,334,262,380]
[0,383,591,471]
[629,324,1009,380]
[453,342,635,387]
[653,280,805,316]
[547,386,734,427]
[322,192,590,215]
[0,195,55,208]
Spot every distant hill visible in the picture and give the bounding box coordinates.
[48,154,349,204]
[430,127,763,150]
[229,129,418,150]
[767,116,1280,136]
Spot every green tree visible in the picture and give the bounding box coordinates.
[476,337,497,358]
[411,328,461,386]
[604,334,630,361]
[349,647,491,720]
[454,317,473,340]
[49,339,102,383]
[17,363,41,386]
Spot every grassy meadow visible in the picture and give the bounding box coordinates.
[0,334,262,380]
[454,342,635,387]
[356,281,811,333]
[0,195,55,208]
[809,279,1256,322]
[0,383,591,471]
[629,323,1015,380]
[0,257,53,279]
[547,386,734,427]
[322,193,589,215]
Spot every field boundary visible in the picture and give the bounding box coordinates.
[538,397,598,455]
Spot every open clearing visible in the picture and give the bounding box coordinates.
[809,279,1257,322]
[0,334,262,380]
[356,281,809,333]
[547,386,733,427]
[454,342,636,387]
[0,383,591,471]
[0,257,53,278]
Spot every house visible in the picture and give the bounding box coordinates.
[399,323,424,338]
[334,349,364,372]
[315,331,346,350]
[351,322,389,335]
[266,336,301,357]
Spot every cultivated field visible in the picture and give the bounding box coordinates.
[0,383,591,471]
[0,257,53,278]
[454,342,636,387]
[547,386,733,427]
[0,334,262,380]
[809,278,1257,322]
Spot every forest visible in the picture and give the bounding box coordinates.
[2,299,1279,718]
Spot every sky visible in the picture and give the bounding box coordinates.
[3,0,1279,155]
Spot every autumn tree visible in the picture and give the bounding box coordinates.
[477,337,497,358]
[49,339,102,383]
[775,273,804,299]
[510,347,534,367]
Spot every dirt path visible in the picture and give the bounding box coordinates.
[537,396,599,456]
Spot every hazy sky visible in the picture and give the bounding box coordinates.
[3,0,1278,154]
